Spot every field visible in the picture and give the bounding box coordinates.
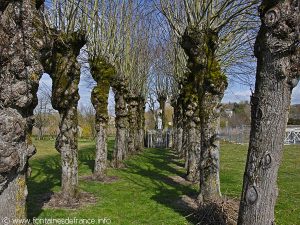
[27,138,300,225]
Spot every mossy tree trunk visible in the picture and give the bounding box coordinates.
[136,96,145,152]
[127,94,139,153]
[89,56,115,180]
[238,1,300,224]
[112,77,128,168]
[182,110,189,169]
[0,0,46,220]
[157,95,167,130]
[172,96,184,158]
[181,26,227,201]
[171,98,178,152]
[43,31,86,202]
[199,92,224,201]
[182,78,201,182]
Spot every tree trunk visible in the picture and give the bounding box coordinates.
[0,0,45,220]
[181,25,227,201]
[199,94,223,202]
[57,106,79,200]
[172,97,184,158]
[112,77,128,168]
[89,57,115,180]
[136,96,145,152]
[185,102,201,182]
[127,94,139,154]
[43,31,85,201]
[238,1,299,224]
[158,96,167,130]
[183,119,189,169]
[171,99,178,152]
[93,121,107,179]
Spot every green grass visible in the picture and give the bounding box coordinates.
[27,139,300,225]
[220,143,300,225]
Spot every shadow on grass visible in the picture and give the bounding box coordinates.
[27,139,100,219]
[78,138,115,172]
[27,154,61,219]
[27,139,198,224]
[120,148,199,224]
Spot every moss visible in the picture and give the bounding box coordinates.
[16,175,27,219]
[206,57,227,88]
[50,50,80,110]
[89,56,116,81]
[26,132,32,145]
[89,56,116,121]
[91,84,110,118]
[56,31,86,55]
[46,30,86,110]
[202,30,228,92]
[30,72,39,82]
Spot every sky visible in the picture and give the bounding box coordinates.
[222,81,300,104]
[38,73,300,114]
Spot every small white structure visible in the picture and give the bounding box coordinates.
[284,127,300,144]
[157,116,162,130]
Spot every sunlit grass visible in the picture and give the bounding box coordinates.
[28,139,300,225]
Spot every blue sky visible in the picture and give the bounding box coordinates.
[38,73,300,112]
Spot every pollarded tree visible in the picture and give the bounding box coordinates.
[169,45,187,158]
[41,0,92,203]
[89,57,116,179]
[152,25,190,161]
[110,0,133,166]
[167,36,201,181]
[85,0,122,179]
[111,0,149,165]
[238,1,300,224]
[151,46,172,131]
[0,0,49,220]
[160,0,259,201]
[127,19,152,152]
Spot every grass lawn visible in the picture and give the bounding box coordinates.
[27,139,300,225]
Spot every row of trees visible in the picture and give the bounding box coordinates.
[159,0,299,224]
[0,0,299,224]
[0,0,153,219]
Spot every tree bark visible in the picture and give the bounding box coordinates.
[43,31,85,201]
[112,77,128,168]
[127,94,139,154]
[136,96,145,152]
[178,75,201,182]
[57,106,79,201]
[181,25,227,201]
[0,0,46,220]
[93,121,107,179]
[185,102,201,182]
[183,116,189,170]
[172,96,184,158]
[158,95,167,130]
[89,57,115,180]
[199,94,223,201]
[238,1,300,224]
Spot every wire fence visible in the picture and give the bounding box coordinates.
[220,125,300,145]
[145,125,300,148]
[220,125,251,144]
[145,130,173,148]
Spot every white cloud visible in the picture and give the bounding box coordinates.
[222,88,252,103]
[223,81,300,105]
